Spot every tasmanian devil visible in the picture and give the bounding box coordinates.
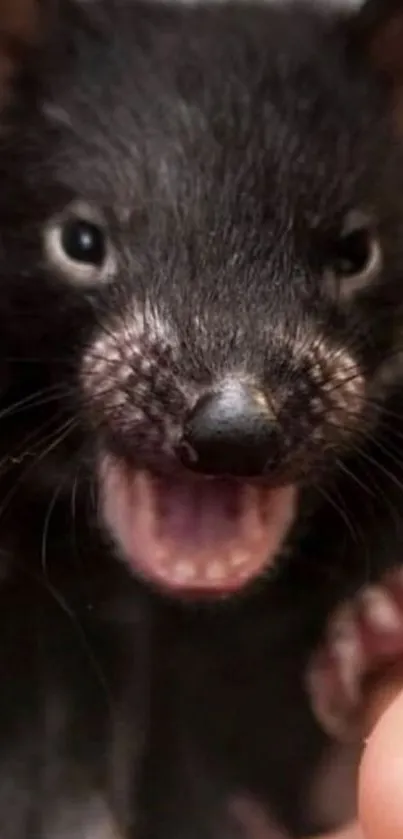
[0,0,403,837]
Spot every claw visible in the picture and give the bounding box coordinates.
[307,567,403,740]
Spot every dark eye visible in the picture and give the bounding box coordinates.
[333,228,372,276]
[61,218,106,266]
[44,201,115,285]
[327,211,382,296]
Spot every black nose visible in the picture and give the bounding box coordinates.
[178,380,277,478]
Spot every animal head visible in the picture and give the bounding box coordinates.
[0,0,403,597]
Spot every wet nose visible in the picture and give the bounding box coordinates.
[178,380,277,477]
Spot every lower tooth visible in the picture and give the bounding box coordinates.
[173,561,195,582]
[231,552,249,568]
[205,561,226,581]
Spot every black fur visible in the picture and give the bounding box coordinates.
[0,0,403,836]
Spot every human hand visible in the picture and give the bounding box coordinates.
[313,661,403,839]
[231,663,403,839]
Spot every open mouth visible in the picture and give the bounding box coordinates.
[100,457,297,597]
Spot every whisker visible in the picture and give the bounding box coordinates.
[334,457,376,499]
[33,571,113,714]
[316,482,360,545]
[0,385,66,424]
[41,475,70,580]
[0,417,78,525]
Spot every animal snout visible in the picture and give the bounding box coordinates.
[177,379,279,478]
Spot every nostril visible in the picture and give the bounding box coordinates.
[177,380,278,478]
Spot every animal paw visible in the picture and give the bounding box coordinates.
[306,567,403,740]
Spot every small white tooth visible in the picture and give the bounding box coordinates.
[230,551,249,568]
[360,586,403,633]
[205,561,226,581]
[172,561,195,582]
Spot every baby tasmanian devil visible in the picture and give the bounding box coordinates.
[1,0,403,836]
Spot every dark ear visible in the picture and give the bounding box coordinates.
[351,0,403,84]
[0,0,46,103]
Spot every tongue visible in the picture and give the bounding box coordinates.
[101,461,297,596]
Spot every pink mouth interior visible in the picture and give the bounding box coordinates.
[101,458,296,597]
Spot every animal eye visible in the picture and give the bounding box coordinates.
[327,212,382,296]
[44,202,114,284]
[61,218,106,266]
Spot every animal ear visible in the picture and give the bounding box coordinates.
[351,0,403,84]
[0,0,46,103]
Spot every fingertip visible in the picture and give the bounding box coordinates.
[359,680,403,839]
